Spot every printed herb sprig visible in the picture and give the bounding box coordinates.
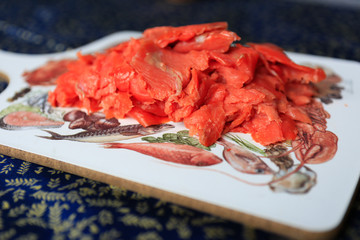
[225,133,266,156]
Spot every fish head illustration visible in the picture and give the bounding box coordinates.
[251,162,274,174]
[190,152,223,166]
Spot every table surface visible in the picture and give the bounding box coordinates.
[0,0,359,239]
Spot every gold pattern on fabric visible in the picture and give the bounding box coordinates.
[0,157,248,240]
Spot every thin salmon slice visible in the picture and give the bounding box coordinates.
[143,22,230,48]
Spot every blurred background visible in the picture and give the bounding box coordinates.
[0,0,359,61]
[0,0,359,239]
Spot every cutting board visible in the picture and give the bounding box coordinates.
[0,31,359,240]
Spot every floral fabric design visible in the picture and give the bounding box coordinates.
[0,154,270,240]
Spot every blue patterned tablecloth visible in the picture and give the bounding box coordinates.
[0,0,360,239]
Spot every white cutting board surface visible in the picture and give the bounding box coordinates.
[0,31,359,239]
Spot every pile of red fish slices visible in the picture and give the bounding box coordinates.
[48,22,326,147]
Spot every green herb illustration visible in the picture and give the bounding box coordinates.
[142,130,215,151]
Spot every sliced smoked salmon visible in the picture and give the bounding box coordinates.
[47,22,327,146]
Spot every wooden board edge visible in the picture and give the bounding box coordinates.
[0,144,342,240]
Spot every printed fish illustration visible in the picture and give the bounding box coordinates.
[104,142,223,166]
[39,123,174,143]
[0,111,64,130]
[217,137,274,174]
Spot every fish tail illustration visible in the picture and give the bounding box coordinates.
[37,130,63,140]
